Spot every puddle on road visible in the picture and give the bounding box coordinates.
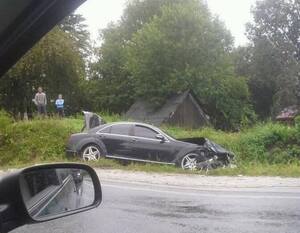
[257,210,300,221]
[129,196,226,219]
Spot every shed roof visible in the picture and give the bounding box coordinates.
[125,90,209,126]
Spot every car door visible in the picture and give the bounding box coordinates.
[131,125,175,163]
[97,124,133,157]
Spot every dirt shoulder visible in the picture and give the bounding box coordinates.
[95,169,300,191]
[2,168,300,191]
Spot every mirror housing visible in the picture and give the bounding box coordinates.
[156,134,166,142]
[0,163,101,233]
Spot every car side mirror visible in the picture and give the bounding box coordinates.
[0,163,101,233]
[156,134,166,142]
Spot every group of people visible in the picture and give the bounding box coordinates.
[34,87,65,117]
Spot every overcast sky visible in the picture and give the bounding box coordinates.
[76,0,257,46]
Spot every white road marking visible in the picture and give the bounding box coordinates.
[100,178,300,193]
[101,183,300,200]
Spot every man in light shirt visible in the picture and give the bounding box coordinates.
[34,87,47,117]
[55,94,65,118]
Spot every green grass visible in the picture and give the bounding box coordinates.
[164,123,300,165]
[0,111,300,177]
[0,119,76,166]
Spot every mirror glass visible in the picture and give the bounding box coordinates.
[19,168,95,220]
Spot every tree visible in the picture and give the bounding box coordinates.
[90,0,254,129]
[90,0,252,128]
[88,23,135,113]
[126,1,253,129]
[233,40,283,118]
[121,0,196,37]
[0,27,86,116]
[246,0,300,115]
[89,0,187,113]
[59,14,92,59]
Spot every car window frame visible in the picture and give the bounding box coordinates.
[133,124,160,139]
[97,123,133,136]
[97,125,111,134]
[97,123,170,142]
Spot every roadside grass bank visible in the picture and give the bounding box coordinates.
[0,111,300,177]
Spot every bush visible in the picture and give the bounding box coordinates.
[0,110,13,147]
[164,122,300,165]
[0,119,81,166]
[295,116,300,136]
[0,109,13,132]
[239,123,298,164]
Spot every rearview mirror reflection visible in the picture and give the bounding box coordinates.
[19,168,95,220]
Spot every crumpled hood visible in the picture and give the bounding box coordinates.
[204,139,234,156]
[177,137,234,157]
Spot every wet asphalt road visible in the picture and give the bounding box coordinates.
[12,180,300,233]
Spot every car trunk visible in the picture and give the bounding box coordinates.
[81,111,106,132]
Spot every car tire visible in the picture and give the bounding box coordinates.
[80,144,104,161]
[179,150,206,170]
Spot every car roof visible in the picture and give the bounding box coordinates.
[0,0,86,78]
[89,121,163,133]
[88,121,175,140]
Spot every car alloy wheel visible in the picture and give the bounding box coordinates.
[181,153,199,170]
[82,145,101,161]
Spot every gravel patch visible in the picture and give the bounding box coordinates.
[1,168,300,191]
[96,169,300,191]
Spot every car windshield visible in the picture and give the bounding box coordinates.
[2,0,300,233]
[0,0,33,36]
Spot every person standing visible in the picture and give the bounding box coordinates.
[34,87,47,117]
[55,94,65,118]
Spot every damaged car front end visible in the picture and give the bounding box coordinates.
[178,137,235,171]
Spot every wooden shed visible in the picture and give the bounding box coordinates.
[125,90,210,128]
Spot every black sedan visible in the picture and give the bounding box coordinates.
[66,112,234,170]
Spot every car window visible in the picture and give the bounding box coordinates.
[110,124,131,136]
[134,125,157,139]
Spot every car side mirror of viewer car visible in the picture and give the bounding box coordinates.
[0,163,102,233]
